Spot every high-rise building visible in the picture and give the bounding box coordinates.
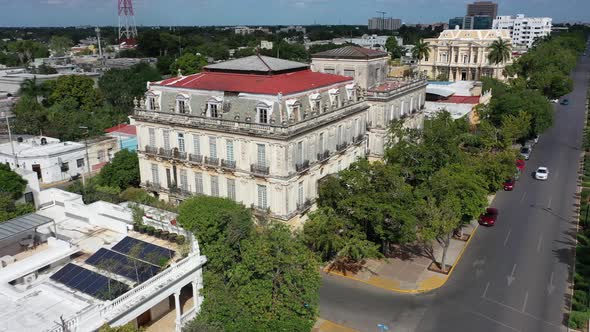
[467,1,498,18]
[463,15,494,29]
[368,17,402,31]
[493,14,552,48]
[449,17,464,29]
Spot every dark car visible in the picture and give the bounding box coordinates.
[479,208,499,226]
[561,99,569,105]
[503,178,515,191]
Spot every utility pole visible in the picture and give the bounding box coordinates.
[5,113,18,167]
[79,126,91,189]
[95,27,104,65]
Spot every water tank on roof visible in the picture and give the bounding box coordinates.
[17,137,23,143]
[40,137,47,145]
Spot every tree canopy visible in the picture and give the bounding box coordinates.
[0,164,27,200]
[97,150,140,190]
[169,53,208,76]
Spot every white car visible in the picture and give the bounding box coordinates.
[550,99,559,103]
[535,167,549,180]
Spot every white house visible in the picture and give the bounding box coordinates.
[493,14,552,49]
[0,188,206,332]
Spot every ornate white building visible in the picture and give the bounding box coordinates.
[133,54,426,223]
[492,14,552,49]
[418,29,513,82]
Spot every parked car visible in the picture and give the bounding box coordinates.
[503,178,515,191]
[535,166,549,180]
[550,99,559,103]
[479,208,499,226]
[561,99,569,105]
[525,140,535,149]
[533,135,539,144]
[520,146,531,160]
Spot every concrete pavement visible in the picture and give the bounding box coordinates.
[320,50,590,332]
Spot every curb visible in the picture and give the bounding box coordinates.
[324,223,480,294]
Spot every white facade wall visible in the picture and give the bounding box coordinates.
[493,15,552,49]
[310,57,390,90]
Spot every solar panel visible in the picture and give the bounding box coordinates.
[111,237,175,266]
[50,263,128,300]
[86,248,160,283]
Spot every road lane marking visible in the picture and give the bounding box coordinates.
[481,296,561,328]
[547,196,552,209]
[483,282,490,298]
[537,236,543,252]
[522,291,529,313]
[520,192,527,203]
[469,310,521,332]
[507,264,517,286]
[504,229,512,246]
[548,272,555,294]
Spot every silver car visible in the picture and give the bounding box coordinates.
[520,146,531,160]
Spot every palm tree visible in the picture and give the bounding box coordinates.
[487,38,512,79]
[19,77,44,103]
[412,39,431,79]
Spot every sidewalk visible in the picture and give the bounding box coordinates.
[324,220,479,294]
[312,319,358,332]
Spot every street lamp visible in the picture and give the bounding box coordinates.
[79,126,91,188]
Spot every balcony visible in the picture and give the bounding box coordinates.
[158,148,173,159]
[145,145,158,155]
[169,184,192,197]
[296,199,313,213]
[188,154,203,164]
[221,159,236,170]
[336,142,349,152]
[143,181,162,192]
[204,157,219,167]
[295,160,310,173]
[174,150,187,160]
[317,150,330,162]
[250,163,270,176]
[353,134,365,144]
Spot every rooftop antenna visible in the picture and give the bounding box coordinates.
[95,27,104,65]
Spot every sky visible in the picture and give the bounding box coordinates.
[0,0,588,27]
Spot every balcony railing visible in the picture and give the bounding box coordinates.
[175,150,187,160]
[221,159,236,170]
[295,160,310,173]
[296,199,313,212]
[204,157,219,167]
[188,154,203,164]
[353,134,365,144]
[145,145,158,155]
[365,78,428,101]
[169,184,192,197]
[251,163,270,176]
[317,150,330,162]
[144,181,161,191]
[336,142,349,152]
[158,148,173,158]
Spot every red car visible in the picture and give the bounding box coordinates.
[479,208,499,226]
[503,178,515,191]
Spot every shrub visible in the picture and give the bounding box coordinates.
[176,235,185,245]
[161,230,169,240]
[146,226,155,235]
[153,229,162,238]
[168,233,177,242]
[569,310,590,329]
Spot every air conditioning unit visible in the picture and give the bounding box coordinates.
[22,272,37,286]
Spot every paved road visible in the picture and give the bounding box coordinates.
[320,48,590,332]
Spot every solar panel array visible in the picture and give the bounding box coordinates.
[50,263,129,300]
[86,248,160,283]
[111,236,175,266]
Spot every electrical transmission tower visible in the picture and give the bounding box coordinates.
[118,0,138,48]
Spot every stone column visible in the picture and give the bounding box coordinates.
[174,291,182,324]
[191,280,199,310]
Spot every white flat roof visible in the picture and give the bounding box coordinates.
[0,140,84,158]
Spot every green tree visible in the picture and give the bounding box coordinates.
[487,38,512,65]
[471,151,517,193]
[183,320,224,332]
[169,53,208,76]
[98,63,161,112]
[49,36,73,56]
[99,322,143,332]
[0,164,27,200]
[97,150,140,190]
[46,75,103,113]
[0,194,35,223]
[303,207,351,262]
[487,88,553,135]
[385,36,403,59]
[411,39,430,64]
[417,195,461,272]
[500,111,532,146]
[12,96,48,135]
[19,77,46,102]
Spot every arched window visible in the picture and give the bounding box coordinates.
[309,93,321,113]
[206,97,222,117]
[176,94,190,114]
[145,92,159,111]
[345,84,356,101]
[329,88,340,108]
[286,99,302,121]
[256,101,273,124]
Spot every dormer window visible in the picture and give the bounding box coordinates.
[206,97,222,118]
[256,101,272,124]
[310,93,321,113]
[146,93,159,111]
[176,95,189,114]
[329,89,340,108]
[345,84,356,101]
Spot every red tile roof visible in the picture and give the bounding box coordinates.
[152,70,353,95]
[104,124,137,136]
[445,95,481,104]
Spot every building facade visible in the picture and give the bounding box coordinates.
[493,14,552,48]
[467,1,498,18]
[311,46,427,160]
[133,53,426,223]
[368,17,402,31]
[418,29,512,82]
